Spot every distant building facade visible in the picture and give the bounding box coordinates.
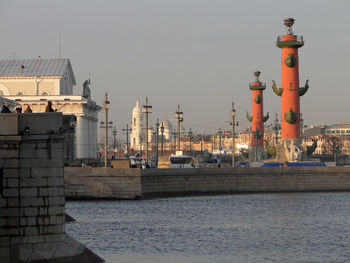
[0,58,101,160]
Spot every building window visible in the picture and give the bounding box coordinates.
[16,92,25,96]
[41,91,49,96]
[0,90,3,96]
[134,118,136,125]
[133,138,136,145]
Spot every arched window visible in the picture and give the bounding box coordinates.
[16,92,25,96]
[133,138,136,145]
[0,90,3,96]
[134,118,136,125]
[41,91,49,96]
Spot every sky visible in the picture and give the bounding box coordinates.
[0,0,349,138]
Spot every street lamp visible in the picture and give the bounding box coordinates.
[174,105,183,151]
[273,113,281,146]
[112,126,117,159]
[122,124,132,157]
[155,119,160,167]
[217,128,223,160]
[231,101,236,167]
[103,93,110,168]
[172,129,177,154]
[188,128,193,153]
[142,98,152,162]
[300,113,304,141]
[160,122,165,156]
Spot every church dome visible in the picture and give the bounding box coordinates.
[160,119,173,132]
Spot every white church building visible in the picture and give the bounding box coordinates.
[0,58,101,160]
[129,100,186,151]
[130,100,153,151]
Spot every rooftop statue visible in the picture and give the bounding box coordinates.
[82,79,91,99]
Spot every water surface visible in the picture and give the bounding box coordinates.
[66,193,350,263]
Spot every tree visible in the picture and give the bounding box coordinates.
[322,136,342,162]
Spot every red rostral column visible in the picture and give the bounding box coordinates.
[247,71,269,161]
[273,18,309,141]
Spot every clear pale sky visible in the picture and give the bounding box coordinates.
[1,0,349,136]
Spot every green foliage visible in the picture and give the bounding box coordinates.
[264,140,276,156]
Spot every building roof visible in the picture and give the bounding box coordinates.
[0,58,76,85]
[327,123,350,129]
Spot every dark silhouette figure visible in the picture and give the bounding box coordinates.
[24,105,33,113]
[1,103,11,113]
[45,101,56,112]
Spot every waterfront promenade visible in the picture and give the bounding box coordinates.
[65,166,350,200]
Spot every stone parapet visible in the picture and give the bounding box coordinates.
[0,113,103,263]
[64,167,350,200]
[64,167,142,200]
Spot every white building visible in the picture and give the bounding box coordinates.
[0,58,101,160]
[129,100,154,151]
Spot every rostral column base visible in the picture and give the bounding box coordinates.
[275,138,307,162]
[249,146,266,162]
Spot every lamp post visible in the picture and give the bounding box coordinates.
[172,129,177,154]
[142,98,152,162]
[188,128,193,153]
[231,101,236,167]
[155,119,159,167]
[160,122,165,156]
[218,128,223,160]
[200,135,203,153]
[103,93,110,168]
[273,113,280,146]
[300,113,304,141]
[122,124,132,157]
[174,105,183,151]
[112,126,117,159]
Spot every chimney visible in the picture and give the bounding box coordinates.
[19,64,24,74]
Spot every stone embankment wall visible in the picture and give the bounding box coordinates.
[65,167,142,199]
[0,113,103,263]
[64,167,350,200]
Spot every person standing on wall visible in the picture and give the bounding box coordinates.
[45,101,56,112]
[1,103,11,113]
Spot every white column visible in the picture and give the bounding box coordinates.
[83,117,87,159]
[75,116,83,159]
[89,118,93,158]
[93,118,97,158]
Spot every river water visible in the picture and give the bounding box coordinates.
[66,193,350,263]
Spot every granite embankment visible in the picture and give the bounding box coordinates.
[64,167,350,200]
